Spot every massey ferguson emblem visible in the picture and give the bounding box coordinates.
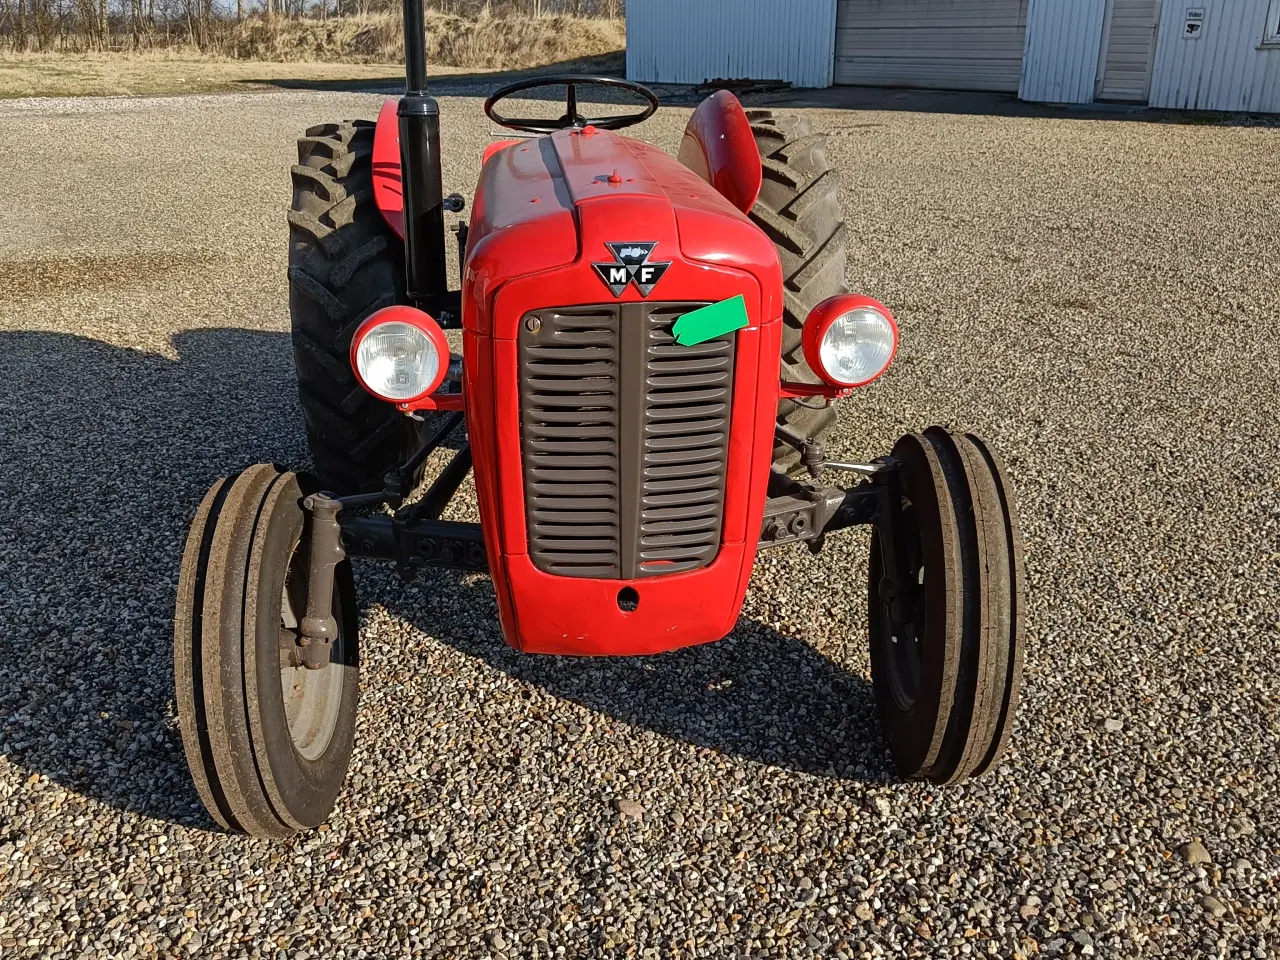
[592,241,672,298]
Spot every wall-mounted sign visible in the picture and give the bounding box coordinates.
[1183,7,1205,38]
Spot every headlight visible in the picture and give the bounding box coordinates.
[801,295,898,389]
[350,307,448,404]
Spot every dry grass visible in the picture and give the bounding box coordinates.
[0,53,411,98]
[0,13,625,98]
[230,12,625,68]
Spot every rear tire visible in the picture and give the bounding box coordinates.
[174,465,360,836]
[289,119,413,494]
[746,110,846,473]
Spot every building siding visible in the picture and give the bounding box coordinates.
[1019,0,1109,103]
[627,0,1278,112]
[626,0,838,89]
[1148,0,1280,112]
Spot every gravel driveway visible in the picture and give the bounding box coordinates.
[0,87,1276,959]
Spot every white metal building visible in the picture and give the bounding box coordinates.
[626,0,1280,113]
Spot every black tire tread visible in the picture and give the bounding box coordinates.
[289,119,411,494]
[870,431,964,777]
[746,109,846,471]
[174,476,235,831]
[965,433,1026,777]
[925,428,1001,784]
[200,465,295,837]
[869,428,1024,785]
[241,473,308,832]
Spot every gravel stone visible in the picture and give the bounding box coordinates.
[1229,816,1257,836]
[0,87,1277,960]
[1180,840,1212,864]
[1202,895,1228,918]
[612,798,645,822]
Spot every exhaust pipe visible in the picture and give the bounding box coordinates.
[398,0,448,313]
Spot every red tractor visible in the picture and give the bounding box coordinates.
[174,8,1024,837]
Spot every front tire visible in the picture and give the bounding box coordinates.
[868,428,1025,784]
[174,464,360,836]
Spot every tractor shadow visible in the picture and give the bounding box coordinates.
[235,51,627,97]
[239,53,703,109]
[0,327,328,828]
[387,567,889,782]
[0,327,885,832]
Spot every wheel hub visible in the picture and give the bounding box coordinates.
[280,546,345,762]
[879,502,925,712]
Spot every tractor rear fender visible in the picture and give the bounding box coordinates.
[677,90,763,215]
[371,97,526,238]
[371,98,406,239]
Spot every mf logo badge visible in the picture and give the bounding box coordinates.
[592,242,672,298]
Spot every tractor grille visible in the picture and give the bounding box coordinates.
[518,302,736,579]
[519,307,621,578]
[637,306,735,574]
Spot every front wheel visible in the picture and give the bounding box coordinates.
[868,427,1025,784]
[174,464,360,836]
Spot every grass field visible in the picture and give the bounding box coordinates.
[0,12,626,99]
[0,55,410,98]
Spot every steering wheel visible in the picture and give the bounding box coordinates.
[483,75,660,134]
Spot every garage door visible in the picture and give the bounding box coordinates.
[835,0,1030,92]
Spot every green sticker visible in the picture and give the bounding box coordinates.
[672,295,749,347]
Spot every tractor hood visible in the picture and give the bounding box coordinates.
[458,125,785,657]
[461,127,782,336]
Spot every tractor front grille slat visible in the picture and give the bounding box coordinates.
[637,306,733,576]
[519,307,621,577]
[519,302,736,580]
